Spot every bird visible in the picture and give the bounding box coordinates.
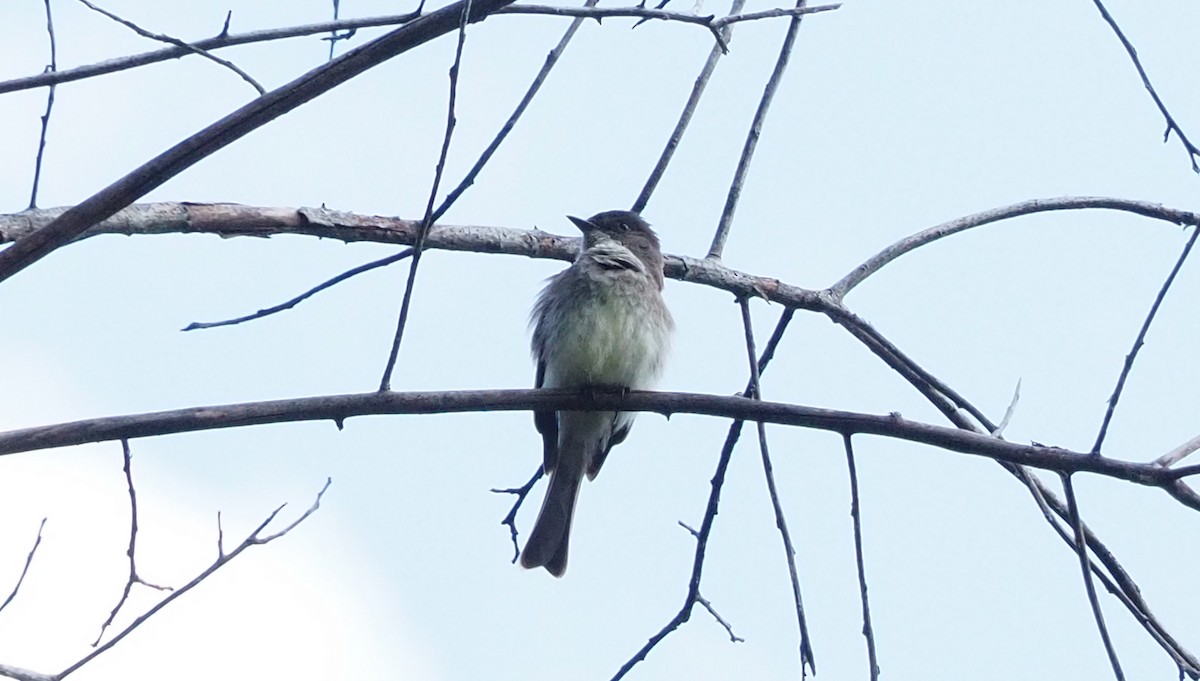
[520,210,674,577]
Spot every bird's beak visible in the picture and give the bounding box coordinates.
[566,215,596,233]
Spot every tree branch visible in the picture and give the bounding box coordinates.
[0,0,517,284]
[830,197,1200,299]
[0,389,1195,505]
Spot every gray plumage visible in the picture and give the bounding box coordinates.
[520,210,674,577]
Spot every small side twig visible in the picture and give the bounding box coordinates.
[58,479,332,679]
[28,0,57,211]
[1090,0,1200,172]
[1155,433,1200,468]
[738,297,814,675]
[842,434,879,681]
[94,440,172,645]
[991,378,1021,438]
[1061,474,1125,680]
[182,249,414,331]
[0,9,427,96]
[378,0,474,391]
[1092,225,1200,453]
[326,0,343,61]
[0,518,47,615]
[76,0,266,95]
[491,465,544,562]
[707,0,809,259]
[695,594,743,642]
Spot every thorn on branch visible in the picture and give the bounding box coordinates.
[676,520,699,539]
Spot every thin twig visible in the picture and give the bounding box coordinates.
[491,465,544,562]
[94,440,172,645]
[738,298,815,675]
[498,3,838,51]
[0,518,47,615]
[1061,474,1125,680]
[378,0,474,391]
[57,479,331,678]
[76,0,266,95]
[182,249,414,331]
[612,309,794,679]
[991,378,1021,438]
[327,0,342,61]
[830,302,1200,674]
[429,0,599,223]
[707,0,809,259]
[0,10,426,96]
[695,594,743,642]
[842,434,879,681]
[1011,466,1199,676]
[633,0,746,212]
[1090,0,1200,172]
[28,0,57,210]
[1155,433,1200,468]
[1092,225,1200,453]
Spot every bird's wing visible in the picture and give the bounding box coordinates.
[533,358,559,473]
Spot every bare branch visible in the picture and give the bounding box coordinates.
[379,0,474,391]
[1092,225,1200,453]
[738,298,815,674]
[94,440,172,645]
[991,379,1021,438]
[491,465,543,562]
[0,664,54,681]
[614,309,795,679]
[1156,433,1200,468]
[842,435,879,681]
[499,3,839,52]
[56,479,332,679]
[708,0,810,259]
[695,594,743,643]
[76,0,266,95]
[830,198,1200,299]
[633,0,745,213]
[182,249,415,331]
[0,0,518,284]
[1061,475,1125,680]
[0,518,47,615]
[0,11,425,96]
[1090,0,1200,172]
[28,0,57,210]
[1,392,1196,499]
[431,0,600,223]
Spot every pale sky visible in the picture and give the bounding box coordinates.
[1,1,1199,680]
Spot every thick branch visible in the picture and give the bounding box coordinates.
[0,389,1194,504]
[0,202,829,312]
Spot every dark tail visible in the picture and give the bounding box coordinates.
[520,460,583,577]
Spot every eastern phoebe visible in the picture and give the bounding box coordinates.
[520,210,674,577]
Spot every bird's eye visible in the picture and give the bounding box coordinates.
[617,222,630,232]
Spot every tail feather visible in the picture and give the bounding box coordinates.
[520,457,583,577]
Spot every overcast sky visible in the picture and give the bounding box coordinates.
[1,1,1199,680]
